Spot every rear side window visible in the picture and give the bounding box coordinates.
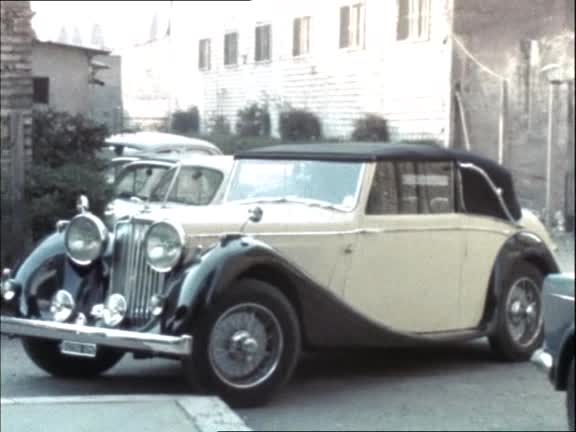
[366,161,454,215]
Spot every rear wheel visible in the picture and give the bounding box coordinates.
[22,338,124,378]
[182,279,301,407]
[488,262,544,362]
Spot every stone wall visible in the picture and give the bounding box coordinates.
[452,0,574,225]
[1,0,34,266]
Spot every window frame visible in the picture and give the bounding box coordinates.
[255,24,272,62]
[339,3,365,50]
[396,0,432,42]
[293,16,311,57]
[33,77,49,104]
[198,38,211,71]
[365,160,457,216]
[224,31,239,66]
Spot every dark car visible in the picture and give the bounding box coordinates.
[532,272,575,430]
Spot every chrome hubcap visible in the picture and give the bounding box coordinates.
[208,303,283,389]
[506,277,542,347]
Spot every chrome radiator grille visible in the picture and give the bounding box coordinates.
[109,220,165,327]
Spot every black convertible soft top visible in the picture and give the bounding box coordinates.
[237,142,522,220]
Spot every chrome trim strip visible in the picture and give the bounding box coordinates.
[190,225,514,240]
[458,162,519,225]
[0,316,192,357]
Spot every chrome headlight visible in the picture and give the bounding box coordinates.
[64,214,108,265]
[102,294,127,327]
[50,290,75,322]
[144,221,185,272]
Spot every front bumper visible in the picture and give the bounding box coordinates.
[0,316,192,357]
[531,348,554,375]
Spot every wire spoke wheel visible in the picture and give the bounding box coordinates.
[208,303,284,389]
[505,277,542,348]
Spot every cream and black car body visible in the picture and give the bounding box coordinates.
[0,142,561,407]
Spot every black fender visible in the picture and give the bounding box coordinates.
[481,231,560,332]
[164,236,459,349]
[10,232,103,318]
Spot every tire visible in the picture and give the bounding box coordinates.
[182,279,301,408]
[568,359,575,431]
[488,261,544,362]
[22,337,124,378]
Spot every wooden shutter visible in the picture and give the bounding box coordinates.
[255,26,261,61]
[339,6,350,48]
[396,0,409,40]
[293,18,301,56]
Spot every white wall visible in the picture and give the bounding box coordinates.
[173,0,453,140]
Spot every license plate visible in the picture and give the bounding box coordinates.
[60,341,98,358]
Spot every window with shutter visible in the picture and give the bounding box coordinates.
[198,39,211,70]
[397,0,431,41]
[339,4,364,49]
[293,16,311,56]
[224,32,238,66]
[255,24,271,61]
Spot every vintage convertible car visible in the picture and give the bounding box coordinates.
[0,142,560,407]
[104,154,234,228]
[532,273,574,430]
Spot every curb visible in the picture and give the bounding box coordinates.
[1,395,251,432]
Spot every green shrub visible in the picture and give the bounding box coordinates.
[208,115,231,135]
[351,114,390,141]
[279,109,322,141]
[236,103,271,137]
[171,106,200,134]
[26,109,111,241]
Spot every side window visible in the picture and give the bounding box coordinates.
[398,162,419,214]
[397,161,454,214]
[417,162,454,213]
[366,162,399,215]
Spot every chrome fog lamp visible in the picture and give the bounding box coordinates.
[65,214,108,266]
[1,268,19,302]
[102,294,127,327]
[144,221,185,272]
[148,294,164,317]
[50,290,75,322]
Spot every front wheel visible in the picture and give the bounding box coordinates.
[182,279,301,407]
[488,261,544,362]
[22,338,124,378]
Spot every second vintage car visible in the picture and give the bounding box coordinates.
[104,154,234,227]
[0,142,560,407]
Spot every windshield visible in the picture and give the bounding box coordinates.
[149,166,224,205]
[226,159,364,210]
[113,164,170,200]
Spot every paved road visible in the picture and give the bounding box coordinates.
[1,235,573,431]
[0,336,569,431]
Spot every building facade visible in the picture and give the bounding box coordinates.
[31,40,123,133]
[185,0,574,224]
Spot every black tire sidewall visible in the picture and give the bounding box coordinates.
[489,261,544,362]
[22,337,124,378]
[184,279,301,407]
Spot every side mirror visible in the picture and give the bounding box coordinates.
[76,195,90,213]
